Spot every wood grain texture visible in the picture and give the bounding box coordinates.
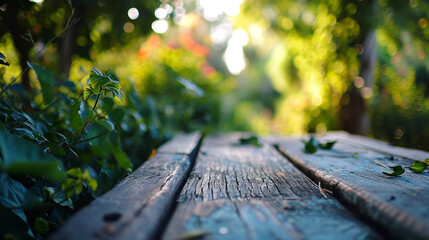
[267,135,429,240]
[164,133,381,240]
[323,131,429,161]
[51,133,202,240]
[163,199,380,240]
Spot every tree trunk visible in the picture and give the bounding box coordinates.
[340,31,377,135]
[59,2,84,81]
[7,0,32,91]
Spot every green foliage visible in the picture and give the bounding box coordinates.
[62,168,98,197]
[407,161,427,173]
[27,62,55,105]
[382,165,405,176]
[0,130,66,181]
[85,68,122,101]
[0,52,9,66]
[302,137,337,154]
[239,135,262,147]
[0,61,167,238]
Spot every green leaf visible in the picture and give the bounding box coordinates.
[70,99,83,131]
[423,159,429,165]
[94,120,114,132]
[0,130,66,181]
[110,132,132,172]
[89,71,110,93]
[61,179,77,197]
[0,52,9,66]
[91,67,103,76]
[84,86,95,100]
[27,62,55,104]
[318,141,337,150]
[407,161,427,173]
[239,135,262,147]
[383,165,405,176]
[66,168,82,178]
[302,137,319,154]
[82,169,98,191]
[0,173,40,238]
[34,217,50,234]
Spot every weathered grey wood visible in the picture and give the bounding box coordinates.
[164,199,380,240]
[163,133,381,239]
[324,131,429,161]
[158,132,202,155]
[267,135,429,240]
[51,133,202,240]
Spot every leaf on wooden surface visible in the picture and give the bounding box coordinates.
[239,135,262,147]
[302,137,337,153]
[382,165,405,176]
[179,230,211,240]
[407,161,427,173]
[318,140,337,150]
[301,137,319,154]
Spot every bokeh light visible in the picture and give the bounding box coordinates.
[152,20,168,34]
[127,8,139,20]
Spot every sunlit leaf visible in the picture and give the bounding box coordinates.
[66,168,82,178]
[407,161,427,173]
[382,165,405,176]
[0,52,9,66]
[91,67,103,76]
[84,86,95,100]
[27,62,55,104]
[61,179,77,197]
[423,159,429,165]
[83,169,98,191]
[239,135,262,147]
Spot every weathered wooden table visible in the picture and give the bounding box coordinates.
[52,132,429,240]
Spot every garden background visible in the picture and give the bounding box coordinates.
[1,0,429,238]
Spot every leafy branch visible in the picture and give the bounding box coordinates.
[53,68,122,154]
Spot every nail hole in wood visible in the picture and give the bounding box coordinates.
[103,212,122,223]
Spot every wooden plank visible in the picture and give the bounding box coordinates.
[163,133,381,239]
[323,131,429,161]
[164,199,380,240]
[267,135,429,240]
[158,132,202,155]
[51,133,202,240]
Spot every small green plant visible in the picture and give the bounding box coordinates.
[0,62,137,239]
[239,135,262,147]
[301,137,337,154]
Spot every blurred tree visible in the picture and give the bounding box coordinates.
[0,0,156,89]
[238,0,429,137]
